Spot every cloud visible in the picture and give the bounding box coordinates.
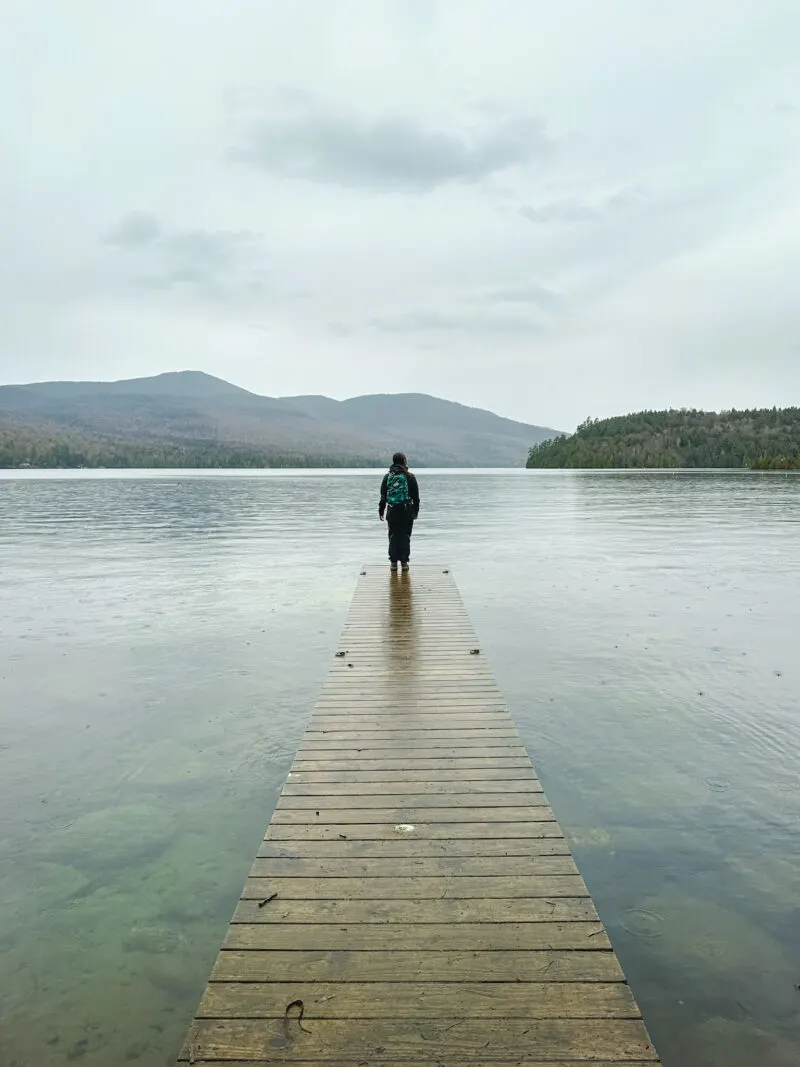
[480,284,564,311]
[103,215,266,298]
[520,186,648,224]
[329,322,354,338]
[369,309,544,336]
[233,107,551,190]
[104,211,162,247]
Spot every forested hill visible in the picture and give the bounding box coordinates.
[526,409,800,469]
[0,371,560,468]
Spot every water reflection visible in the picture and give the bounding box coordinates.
[387,571,420,678]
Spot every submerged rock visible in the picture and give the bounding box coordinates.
[49,804,177,873]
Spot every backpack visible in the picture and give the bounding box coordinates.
[386,470,410,507]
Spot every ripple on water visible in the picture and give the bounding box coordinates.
[621,907,665,940]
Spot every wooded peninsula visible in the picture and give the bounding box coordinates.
[527,408,800,469]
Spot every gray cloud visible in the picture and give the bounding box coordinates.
[520,186,648,224]
[105,212,162,247]
[103,215,266,298]
[233,108,550,190]
[370,310,544,336]
[480,284,564,311]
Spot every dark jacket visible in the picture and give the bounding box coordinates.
[379,464,420,520]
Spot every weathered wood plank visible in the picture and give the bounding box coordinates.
[198,980,636,1019]
[306,723,516,734]
[294,746,529,761]
[256,838,569,859]
[187,1062,658,1067]
[231,897,597,924]
[272,806,553,824]
[277,791,548,808]
[240,874,588,899]
[286,767,537,782]
[210,949,621,983]
[224,920,608,951]
[289,758,534,772]
[266,821,566,841]
[309,712,512,722]
[312,702,510,711]
[298,735,523,750]
[312,697,509,706]
[180,1018,657,1061]
[247,855,579,878]
[303,728,521,740]
[281,778,542,795]
[320,684,503,692]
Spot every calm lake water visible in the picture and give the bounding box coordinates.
[1,469,799,1067]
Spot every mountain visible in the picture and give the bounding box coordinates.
[0,371,561,468]
[526,408,800,469]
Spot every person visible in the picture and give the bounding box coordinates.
[378,452,420,572]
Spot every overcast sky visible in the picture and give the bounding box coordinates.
[2,1,799,429]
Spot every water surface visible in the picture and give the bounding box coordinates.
[1,469,799,1066]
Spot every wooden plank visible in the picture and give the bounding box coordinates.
[272,806,553,824]
[281,778,542,795]
[327,671,497,679]
[288,759,534,772]
[326,677,499,686]
[247,855,579,878]
[303,728,521,740]
[298,736,523,749]
[266,821,566,841]
[256,838,569,859]
[180,1018,657,1061]
[286,767,538,782]
[224,920,608,951]
[293,746,528,760]
[304,722,520,736]
[177,566,660,1067]
[329,658,494,666]
[187,1061,658,1067]
[334,645,488,651]
[210,949,621,982]
[312,701,510,710]
[314,698,507,706]
[276,792,549,808]
[318,681,503,686]
[231,897,597,924]
[198,980,635,1019]
[240,875,587,899]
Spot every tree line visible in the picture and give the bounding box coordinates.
[0,426,382,469]
[526,408,800,469]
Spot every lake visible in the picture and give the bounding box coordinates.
[1,468,799,1067]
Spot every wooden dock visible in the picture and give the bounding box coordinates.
[179,565,660,1065]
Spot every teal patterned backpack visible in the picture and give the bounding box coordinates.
[386,470,410,506]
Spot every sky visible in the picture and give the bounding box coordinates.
[1,1,799,431]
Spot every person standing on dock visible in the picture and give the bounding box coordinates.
[379,452,420,572]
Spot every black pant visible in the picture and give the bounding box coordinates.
[387,505,414,564]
